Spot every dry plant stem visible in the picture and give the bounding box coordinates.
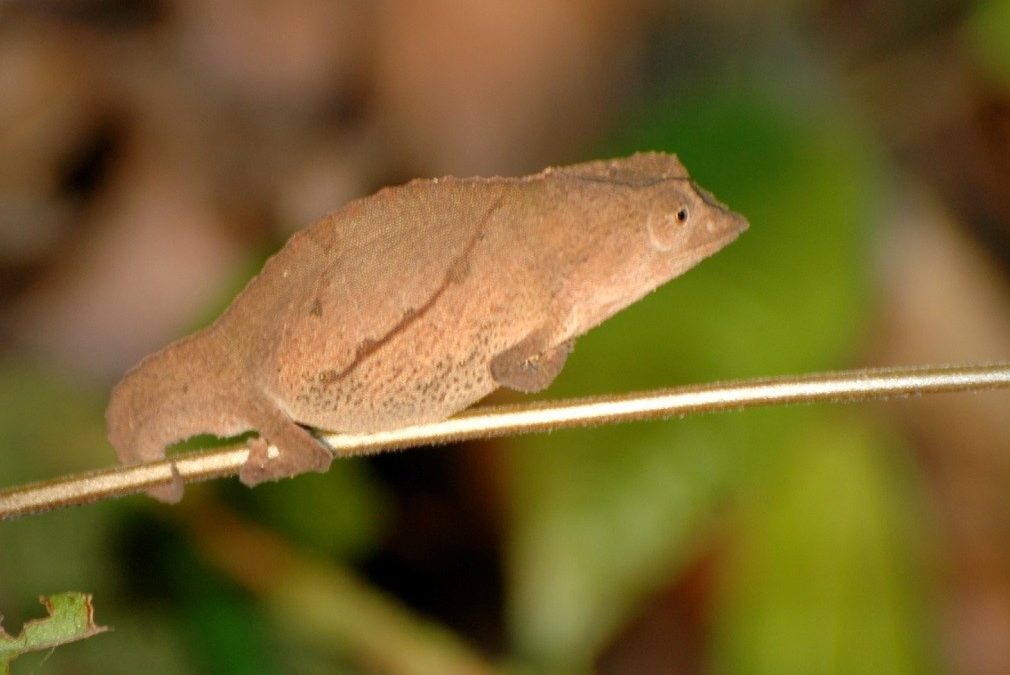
[188,504,503,675]
[2,362,1009,520]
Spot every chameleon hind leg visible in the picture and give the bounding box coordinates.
[240,399,333,486]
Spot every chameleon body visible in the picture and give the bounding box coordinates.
[106,152,748,501]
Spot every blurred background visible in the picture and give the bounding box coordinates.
[1,0,1009,672]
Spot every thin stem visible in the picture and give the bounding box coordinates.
[2,362,1009,520]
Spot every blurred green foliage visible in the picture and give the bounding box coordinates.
[712,416,935,674]
[0,361,110,483]
[506,83,931,672]
[968,0,1010,87]
[235,464,388,562]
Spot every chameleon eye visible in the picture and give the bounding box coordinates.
[647,209,687,251]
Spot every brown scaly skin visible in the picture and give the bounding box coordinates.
[107,152,748,502]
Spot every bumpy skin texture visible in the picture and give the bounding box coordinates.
[106,152,748,501]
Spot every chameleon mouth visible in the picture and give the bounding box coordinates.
[701,202,748,240]
[691,184,748,243]
[680,237,733,267]
[683,212,747,263]
[710,210,749,238]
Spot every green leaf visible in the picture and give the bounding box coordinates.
[0,593,108,673]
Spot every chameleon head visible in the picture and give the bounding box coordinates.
[555,152,746,267]
[611,175,749,300]
[565,171,748,329]
[641,179,748,259]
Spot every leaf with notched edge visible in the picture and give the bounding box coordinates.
[0,593,108,673]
